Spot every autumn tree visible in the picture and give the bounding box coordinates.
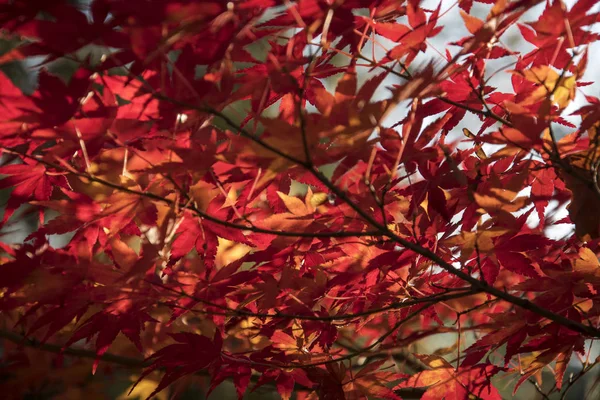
[1,0,600,398]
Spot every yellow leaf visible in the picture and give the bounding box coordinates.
[519,65,558,85]
[190,180,219,212]
[272,331,299,351]
[308,191,328,210]
[516,66,576,108]
[414,354,452,369]
[216,237,251,267]
[442,229,507,261]
[109,237,138,270]
[433,342,459,356]
[277,191,308,216]
[221,187,238,209]
[119,377,167,400]
[553,75,576,108]
[258,213,312,232]
[573,247,600,275]
[463,128,487,159]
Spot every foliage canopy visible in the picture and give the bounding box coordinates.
[1,0,600,399]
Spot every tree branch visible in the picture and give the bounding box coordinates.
[0,329,148,368]
[187,102,600,338]
[0,147,380,239]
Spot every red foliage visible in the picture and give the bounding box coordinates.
[1,0,600,399]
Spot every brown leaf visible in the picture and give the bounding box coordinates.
[562,170,600,241]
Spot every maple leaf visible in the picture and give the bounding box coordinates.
[379,3,443,66]
[64,303,155,374]
[519,0,600,69]
[132,331,223,400]
[513,66,577,109]
[345,360,405,399]
[459,0,495,13]
[395,355,504,400]
[252,369,312,400]
[0,160,65,223]
[96,183,158,236]
[208,363,252,400]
